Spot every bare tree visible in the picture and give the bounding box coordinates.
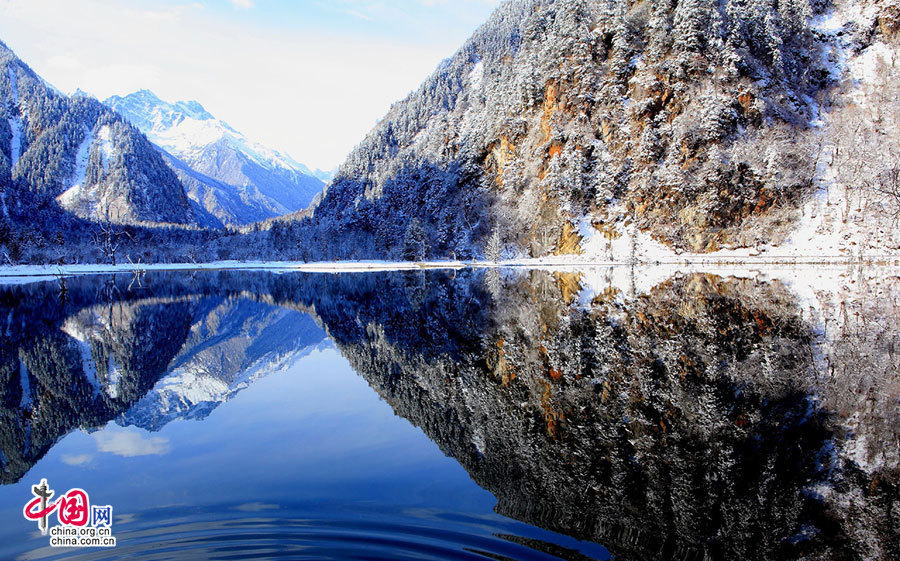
[92,202,131,265]
[53,268,68,300]
[827,51,900,226]
[874,166,900,225]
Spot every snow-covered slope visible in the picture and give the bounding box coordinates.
[117,298,328,431]
[288,0,900,264]
[0,43,197,226]
[104,90,325,226]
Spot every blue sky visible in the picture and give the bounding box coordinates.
[0,0,500,170]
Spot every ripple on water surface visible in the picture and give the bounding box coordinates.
[15,503,610,561]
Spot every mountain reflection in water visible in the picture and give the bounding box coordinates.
[0,268,897,561]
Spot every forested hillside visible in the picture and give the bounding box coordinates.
[275,0,900,261]
[0,43,196,226]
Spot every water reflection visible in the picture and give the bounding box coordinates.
[0,268,897,560]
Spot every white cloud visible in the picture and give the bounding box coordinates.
[345,9,375,21]
[94,430,171,457]
[229,0,254,9]
[0,0,498,170]
[46,54,82,71]
[61,454,93,466]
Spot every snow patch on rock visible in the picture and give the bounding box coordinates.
[6,66,25,168]
[19,361,32,410]
[105,355,122,400]
[61,316,103,396]
[8,116,22,168]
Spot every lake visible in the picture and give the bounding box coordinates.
[0,267,897,560]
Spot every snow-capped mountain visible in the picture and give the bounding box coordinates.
[117,298,328,432]
[104,90,326,226]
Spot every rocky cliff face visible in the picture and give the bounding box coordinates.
[285,0,900,261]
[0,44,196,226]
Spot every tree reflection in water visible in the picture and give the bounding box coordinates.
[0,268,896,561]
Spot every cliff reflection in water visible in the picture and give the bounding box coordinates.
[0,268,897,560]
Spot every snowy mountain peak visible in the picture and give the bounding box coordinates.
[104,89,327,226]
[105,89,307,175]
[105,90,218,140]
[174,99,214,121]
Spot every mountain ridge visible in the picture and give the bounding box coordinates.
[0,41,197,227]
[105,89,326,226]
[275,0,900,263]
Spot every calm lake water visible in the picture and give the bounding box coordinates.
[0,268,897,560]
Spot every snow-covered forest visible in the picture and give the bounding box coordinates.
[2,0,900,265]
[276,0,900,262]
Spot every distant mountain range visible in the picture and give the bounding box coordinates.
[105,90,328,227]
[0,38,331,256]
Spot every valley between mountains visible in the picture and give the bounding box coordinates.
[1,0,900,267]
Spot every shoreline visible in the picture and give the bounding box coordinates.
[0,255,896,285]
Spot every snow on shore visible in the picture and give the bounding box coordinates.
[1,257,895,324]
[0,260,470,285]
[0,254,895,283]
